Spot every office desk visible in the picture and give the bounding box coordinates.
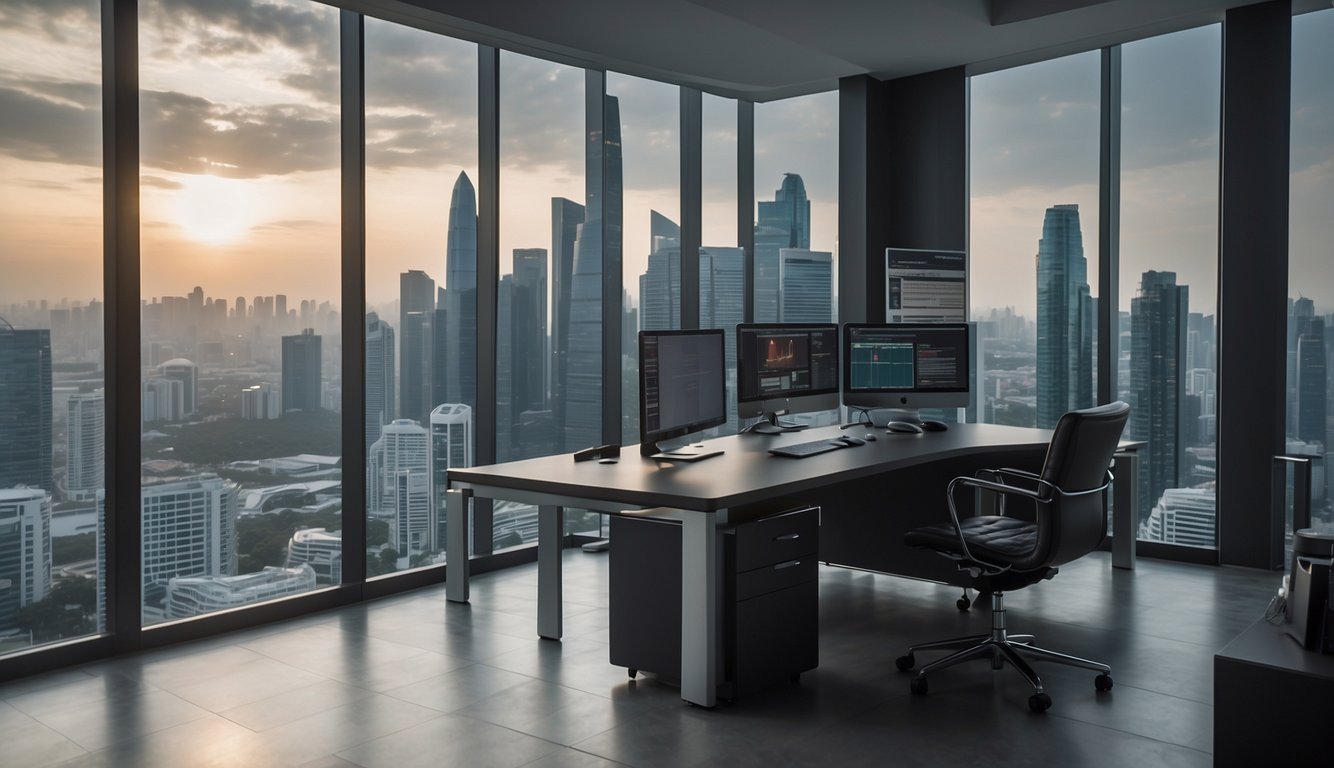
[446,423,1140,707]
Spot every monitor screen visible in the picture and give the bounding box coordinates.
[736,324,840,419]
[842,323,970,410]
[639,329,727,452]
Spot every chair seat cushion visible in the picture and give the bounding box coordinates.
[904,515,1037,563]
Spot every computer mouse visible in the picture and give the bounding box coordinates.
[597,457,618,464]
[843,435,865,446]
[863,433,877,441]
[886,421,924,434]
[920,420,950,432]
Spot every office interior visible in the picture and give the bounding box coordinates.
[1,0,1332,766]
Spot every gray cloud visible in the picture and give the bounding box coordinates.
[498,52,585,172]
[0,0,99,45]
[1292,9,1334,175]
[141,175,184,190]
[754,91,839,205]
[0,80,101,167]
[144,0,338,63]
[19,179,73,191]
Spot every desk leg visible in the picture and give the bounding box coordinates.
[680,508,725,708]
[1113,451,1138,570]
[538,504,564,640]
[446,488,471,602]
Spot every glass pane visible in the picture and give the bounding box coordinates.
[1120,26,1220,549]
[138,0,341,623]
[970,52,1100,430]
[701,94,742,436]
[0,0,104,654]
[610,72,680,445]
[364,20,477,575]
[498,52,595,546]
[1288,8,1334,536]
[752,91,839,428]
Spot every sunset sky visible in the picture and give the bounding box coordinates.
[0,0,1330,316]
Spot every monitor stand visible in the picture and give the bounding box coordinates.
[869,407,922,428]
[649,435,724,462]
[743,412,808,435]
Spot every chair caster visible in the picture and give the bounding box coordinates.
[895,654,916,672]
[628,669,637,679]
[1028,692,1052,713]
[909,676,928,696]
[957,596,971,612]
[1095,673,1113,692]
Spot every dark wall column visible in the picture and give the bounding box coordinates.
[738,101,755,323]
[1098,45,1121,407]
[474,45,500,553]
[1217,0,1291,569]
[680,88,702,330]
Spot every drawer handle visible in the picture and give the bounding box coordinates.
[774,560,802,570]
[774,533,801,541]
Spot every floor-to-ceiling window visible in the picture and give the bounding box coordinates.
[497,52,591,548]
[0,0,105,655]
[364,19,478,575]
[970,52,1101,432]
[1287,7,1334,536]
[753,91,838,428]
[609,73,680,445]
[137,0,342,623]
[1120,26,1221,550]
[700,94,742,436]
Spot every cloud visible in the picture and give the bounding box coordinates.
[143,0,338,63]
[253,219,325,231]
[0,80,100,167]
[141,175,184,190]
[498,53,585,172]
[0,0,99,47]
[19,179,73,191]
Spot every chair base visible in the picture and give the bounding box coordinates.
[897,592,1112,712]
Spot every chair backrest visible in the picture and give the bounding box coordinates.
[1023,401,1130,570]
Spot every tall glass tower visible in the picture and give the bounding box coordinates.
[445,172,478,413]
[399,270,435,426]
[365,313,395,452]
[754,173,811,323]
[550,197,585,440]
[1130,270,1188,525]
[778,249,833,323]
[1036,204,1094,429]
[0,323,52,493]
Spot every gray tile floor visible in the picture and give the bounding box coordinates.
[0,550,1277,767]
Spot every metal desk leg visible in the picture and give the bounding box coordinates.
[680,508,725,707]
[538,504,564,640]
[1113,451,1138,570]
[446,487,472,602]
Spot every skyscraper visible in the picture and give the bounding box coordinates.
[66,390,105,499]
[140,475,238,615]
[639,211,681,332]
[429,403,472,550]
[281,329,322,412]
[701,247,745,429]
[0,487,51,632]
[550,197,585,440]
[240,383,281,420]
[0,323,52,493]
[512,248,548,416]
[365,312,396,451]
[157,358,199,418]
[1035,204,1094,429]
[778,248,833,323]
[1293,298,1326,447]
[1129,271,1189,525]
[366,419,431,555]
[399,270,435,426]
[444,172,478,412]
[564,94,622,451]
[754,173,811,323]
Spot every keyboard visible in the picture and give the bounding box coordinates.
[769,439,844,458]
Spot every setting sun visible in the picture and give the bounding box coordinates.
[172,174,255,245]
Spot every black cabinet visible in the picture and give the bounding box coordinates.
[608,506,819,700]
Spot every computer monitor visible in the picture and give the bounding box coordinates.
[639,328,728,458]
[736,323,840,434]
[841,323,971,419]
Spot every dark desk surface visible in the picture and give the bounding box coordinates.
[449,423,1060,512]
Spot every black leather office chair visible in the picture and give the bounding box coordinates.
[895,401,1130,713]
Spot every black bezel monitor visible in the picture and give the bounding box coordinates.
[736,323,840,423]
[639,328,728,455]
[841,323,971,410]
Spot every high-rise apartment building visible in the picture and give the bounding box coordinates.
[140,475,238,614]
[141,377,183,423]
[157,358,199,417]
[240,383,281,420]
[286,528,342,585]
[1035,204,1094,429]
[1129,271,1189,525]
[281,329,322,412]
[365,312,396,450]
[778,248,833,323]
[565,94,622,451]
[0,324,52,493]
[0,487,52,631]
[366,419,431,554]
[429,403,472,550]
[66,390,104,499]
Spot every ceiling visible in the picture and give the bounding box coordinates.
[351,0,1327,100]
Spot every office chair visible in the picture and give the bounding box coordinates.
[895,401,1130,713]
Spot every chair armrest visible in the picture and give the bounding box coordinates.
[944,476,1046,572]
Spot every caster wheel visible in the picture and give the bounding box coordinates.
[895,654,916,672]
[1095,673,1113,692]
[957,596,971,612]
[909,676,928,696]
[627,669,637,679]
[1028,692,1052,713]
